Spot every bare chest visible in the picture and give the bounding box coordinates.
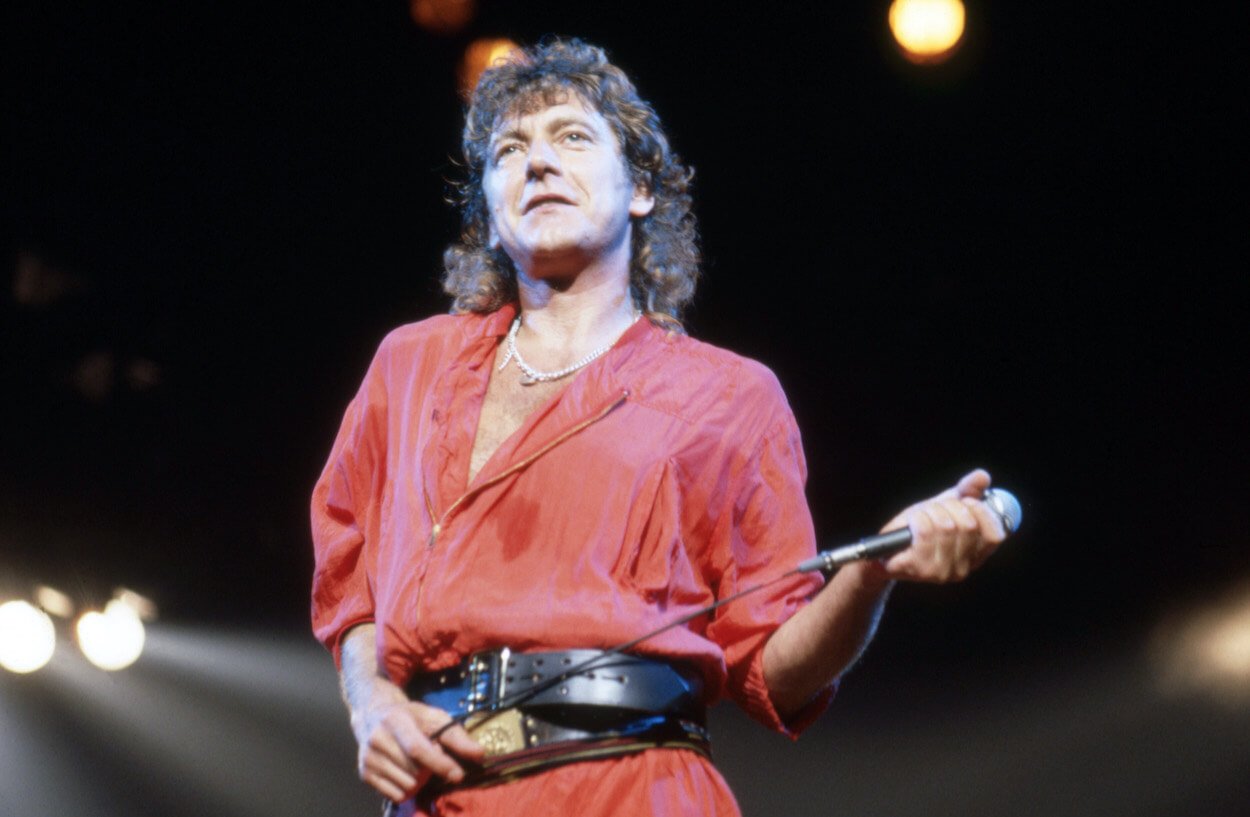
[467,349,567,483]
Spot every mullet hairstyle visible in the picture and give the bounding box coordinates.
[442,37,700,330]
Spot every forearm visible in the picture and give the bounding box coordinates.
[762,560,895,719]
[338,624,484,795]
[339,623,408,741]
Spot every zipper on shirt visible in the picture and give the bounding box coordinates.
[423,388,630,549]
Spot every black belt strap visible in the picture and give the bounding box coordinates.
[406,648,706,723]
[402,648,710,791]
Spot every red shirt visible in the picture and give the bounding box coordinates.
[312,305,832,815]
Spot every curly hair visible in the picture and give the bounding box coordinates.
[442,37,699,330]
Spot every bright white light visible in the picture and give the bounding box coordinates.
[0,600,56,673]
[889,0,966,64]
[77,599,145,670]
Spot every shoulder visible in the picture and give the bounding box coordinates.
[369,311,498,371]
[377,312,480,355]
[632,325,794,429]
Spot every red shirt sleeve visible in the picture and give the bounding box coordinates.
[310,336,391,667]
[703,369,835,738]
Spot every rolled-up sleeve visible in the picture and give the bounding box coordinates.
[703,378,834,738]
[310,338,390,668]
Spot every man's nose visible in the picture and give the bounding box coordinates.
[525,139,561,178]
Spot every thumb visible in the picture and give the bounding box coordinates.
[953,468,991,499]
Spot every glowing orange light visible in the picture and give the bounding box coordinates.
[410,0,477,35]
[889,0,966,65]
[459,38,522,98]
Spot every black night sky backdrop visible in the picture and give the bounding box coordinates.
[2,3,1247,816]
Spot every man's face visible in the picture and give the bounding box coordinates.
[482,95,654,278]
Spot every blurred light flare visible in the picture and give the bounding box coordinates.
[1152,582,1250,705]
[76,599,145,670]
[115,587,159,621]
[0,600,56,673]
[35,584,75,618]
[38,624,362,817]
[410,0,476,35]
[889,0,966,64]
[459,38,521,98]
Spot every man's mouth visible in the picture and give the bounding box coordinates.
[524,194,574,213]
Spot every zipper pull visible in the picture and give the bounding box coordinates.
[428,522,442,548]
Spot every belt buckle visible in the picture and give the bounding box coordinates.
[464,707,527,758]
[464,646,524,759]
[464,646,511,713]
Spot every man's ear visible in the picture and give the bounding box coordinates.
[630,184,655,218]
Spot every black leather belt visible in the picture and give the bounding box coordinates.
[404,648,710,789]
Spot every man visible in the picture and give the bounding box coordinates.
[311,38,1006,816]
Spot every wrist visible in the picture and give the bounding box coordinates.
[838,559,895,595]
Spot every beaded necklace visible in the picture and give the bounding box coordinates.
[498,312,640,385]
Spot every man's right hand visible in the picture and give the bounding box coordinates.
[339,624,485,802]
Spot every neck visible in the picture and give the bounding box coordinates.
[512,271,637,370]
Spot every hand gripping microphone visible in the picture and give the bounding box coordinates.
[797,487,1022,573]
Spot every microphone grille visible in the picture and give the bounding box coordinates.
[984,487,1023,534]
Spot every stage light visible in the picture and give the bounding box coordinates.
[1198,597,1250,677]
[35,585,75,618]
[1152,583,1250,705]
[0,600,56,674]
[114,587,158,621]
[76,599,145,671]
[410,0,476,35]
[459,38,521,98]
[889,0,966,64]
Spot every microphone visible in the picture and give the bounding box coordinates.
[797,487,1022,573]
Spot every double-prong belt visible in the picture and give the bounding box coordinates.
[404,648,710,790]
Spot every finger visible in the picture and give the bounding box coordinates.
[963,496,1007,543]
[435,721,487,762]
[416,705,485,761]
[918,505,962,581]
[954,468,991,500]
[961,497,1006,570]
[365,719,424,776]
[361,754,421,803]
[393,713,467,784]
[941,497,981,540]
[361,766,411,804]
[942,497,982,576]
[359,734,422,800]
[884,506,933,576]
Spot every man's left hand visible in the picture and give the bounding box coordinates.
[876,468,1007,583]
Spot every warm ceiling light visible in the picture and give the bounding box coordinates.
[410,0,477,35]
[889,0,966,64]
[76,599,145,671]
[459,38,521,98]
[0,600,56,674]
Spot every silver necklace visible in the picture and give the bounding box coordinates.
[498,312,640,385]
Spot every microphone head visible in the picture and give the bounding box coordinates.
[984,487,1023,534]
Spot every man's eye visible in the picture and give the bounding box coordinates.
[564,132,589,144]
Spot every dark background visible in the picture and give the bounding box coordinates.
[2,2,1247,816]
